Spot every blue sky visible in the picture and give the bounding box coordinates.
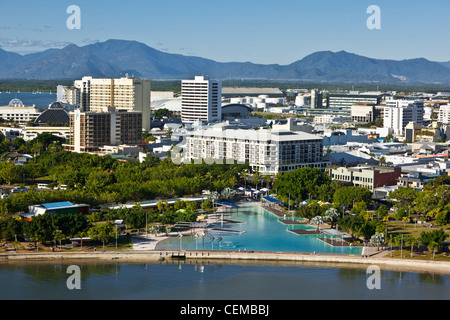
[1,0,450,64]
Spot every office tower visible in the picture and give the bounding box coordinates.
[181,76,222,123]
[383,99,424,135]
[65,107,142,153]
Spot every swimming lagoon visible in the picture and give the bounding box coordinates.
[156,202,362,255]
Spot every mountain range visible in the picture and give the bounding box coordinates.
[1,39,450,84]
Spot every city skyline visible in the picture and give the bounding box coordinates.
[1,0,450,65]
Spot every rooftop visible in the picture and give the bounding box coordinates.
[188,128,322,142]
[41,201,75,209]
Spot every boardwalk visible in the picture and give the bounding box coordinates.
[261,203,292,218]
[318,236,352,247]
[279,219,307,225]
[288,228,321,235]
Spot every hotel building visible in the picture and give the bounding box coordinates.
[181,76,222,123]
[180,127,328,175]
[65,107,142,153]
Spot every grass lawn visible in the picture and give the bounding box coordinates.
[387,249,450,262]
[3,237,134,254]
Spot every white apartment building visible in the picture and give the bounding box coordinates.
[180,127,328,175]
[438,104,450,124]
[383,99,424,135]
[181,76,222,123]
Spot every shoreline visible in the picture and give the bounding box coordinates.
[1,249,450,274]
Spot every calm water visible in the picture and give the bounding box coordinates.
[0,91,56,108]
[156,202,362,255]
[0,260,448,300]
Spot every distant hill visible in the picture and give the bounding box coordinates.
[1,39,450,84]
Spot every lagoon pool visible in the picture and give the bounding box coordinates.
[156,202,362,255]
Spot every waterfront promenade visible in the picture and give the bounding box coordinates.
[1,248,450,275]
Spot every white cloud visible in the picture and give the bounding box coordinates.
[0,38,70,50]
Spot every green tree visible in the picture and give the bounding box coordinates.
[273,167,331,203]
[0,162,23,185]
[22,213,57,249]
[87,221,115,250]
[55,214,91,238]
[418,229,448,252]
[333,186,372,208]
[126,204,147,231]
[376,204,388,219]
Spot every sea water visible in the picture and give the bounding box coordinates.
[0,260,448,300]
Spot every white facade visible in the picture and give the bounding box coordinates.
[180,128,328,175]
[181,76,222,123]
[73,76,92,111]
[438,104,450,124]
[383,99,424,135]
[0,99,41,124]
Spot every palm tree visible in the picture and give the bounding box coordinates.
[262,175,272,189]
[228,176,237,189]
[428,241,439,260]
[240,170,248,190]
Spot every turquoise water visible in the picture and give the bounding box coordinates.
[156,202,362,255]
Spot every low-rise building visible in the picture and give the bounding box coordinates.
[21,201,90,220]
[0,98,41,124]
[328,164,402,191]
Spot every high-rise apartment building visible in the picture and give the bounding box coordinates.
[65,107,142,153]
[72,76,151,131]
[383,99,424,135]
[181,76,222,123]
